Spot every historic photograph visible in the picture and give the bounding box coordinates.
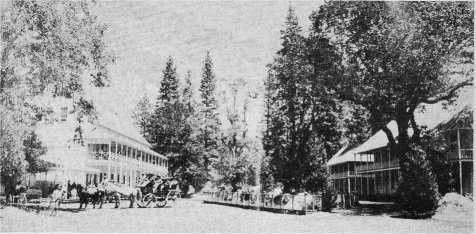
[0,1,473,233]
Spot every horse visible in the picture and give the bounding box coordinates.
[76,184,105,209]
[100,181,141,208]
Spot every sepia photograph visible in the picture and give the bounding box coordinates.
[0,0,473,233]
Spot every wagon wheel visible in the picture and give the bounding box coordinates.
[156,197,167,207]
[141,193,156,208]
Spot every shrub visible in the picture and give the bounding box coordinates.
[397,144,440,214]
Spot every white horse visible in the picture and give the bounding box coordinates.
[100,181,141,208]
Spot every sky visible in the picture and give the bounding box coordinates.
[86,1,473,138]
[88,1,323,137]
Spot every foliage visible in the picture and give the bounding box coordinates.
[420,128,456,195]
[310,1,473,147]
[264,6,350,193]
[23,131,48,173]
[309,1,473,212]
[213,78,260,189]
[132,95,153,136]
[320,175,336,212]
[396,144,440,214]
[0,0,113,190]
[197,52,221,172]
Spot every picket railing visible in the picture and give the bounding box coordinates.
[203,191,323,215]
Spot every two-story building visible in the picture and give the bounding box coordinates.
[328,106,473,201]
[27,97,168,189]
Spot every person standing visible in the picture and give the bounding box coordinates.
[67,181,71,199]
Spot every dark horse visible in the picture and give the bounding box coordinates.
[76,184,106,209]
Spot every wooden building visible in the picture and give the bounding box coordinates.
[328,106,473,201]
[28,97,168,188]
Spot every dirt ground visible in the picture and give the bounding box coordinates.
[0,196,472,233]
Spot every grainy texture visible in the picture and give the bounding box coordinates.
[0,197,472,233]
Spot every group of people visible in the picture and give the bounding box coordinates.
[137,174,179,194]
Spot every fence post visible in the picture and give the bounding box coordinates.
[280,195,283,209]
[291,195,294,211]
[304,194,307,214]
[272,195,275,208]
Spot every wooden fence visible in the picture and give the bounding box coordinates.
[203,191,323,215]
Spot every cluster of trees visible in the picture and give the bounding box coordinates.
[133,53,260,192]
[265,2,473,212]
[1,1,113,193]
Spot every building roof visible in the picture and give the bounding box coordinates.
[327,121,408,166]
[95,108,152,148]
[432,105,473,132]
[327,105,473,166]
[327,145,360,166]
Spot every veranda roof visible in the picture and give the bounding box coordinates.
[327,145,360,166]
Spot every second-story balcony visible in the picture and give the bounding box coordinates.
[355,159,399,172]
[88,152,168,173]
[89,152,109,160]
[449,149,473,161]
[330,171,357,179]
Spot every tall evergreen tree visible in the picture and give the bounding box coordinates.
[151,56,182,154]
[158,56,179,104]
[265,6,347,192]
[198,51,221,171]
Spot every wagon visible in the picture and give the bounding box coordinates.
[137,190,180,208]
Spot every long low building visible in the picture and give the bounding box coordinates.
[328,106,473,201]
[27,97,168,189]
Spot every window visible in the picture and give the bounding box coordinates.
[111,142,116,153]
[60,107,67,121]
[117,144,122,155]
[122,145,127,156]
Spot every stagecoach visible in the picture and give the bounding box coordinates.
[136,179,181,208]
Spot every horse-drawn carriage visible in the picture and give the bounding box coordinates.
[136,178,181,208]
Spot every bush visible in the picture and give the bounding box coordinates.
[321,177,336,212]
[396,144,440,214]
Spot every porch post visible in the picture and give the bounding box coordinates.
[457,129,463,194]
[108,142,112,181]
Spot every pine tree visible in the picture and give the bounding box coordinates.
[151,56,182,154]
[182,70,194,113]
[265,6,344,193]
[158,56,179,104]
[198,51,221,171]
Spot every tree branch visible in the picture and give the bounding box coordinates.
[423,80,473,104]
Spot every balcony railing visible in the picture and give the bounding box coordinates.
[461,149,473,159]
[89,152,109,160]
[330,171,357,178]
[88,152,168,171]
[449,149,473,160]
[355,159,400,172]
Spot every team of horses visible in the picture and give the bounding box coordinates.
[74,179,179,210]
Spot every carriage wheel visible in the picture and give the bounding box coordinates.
[156,198,167,207]
[141,194,155,208]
